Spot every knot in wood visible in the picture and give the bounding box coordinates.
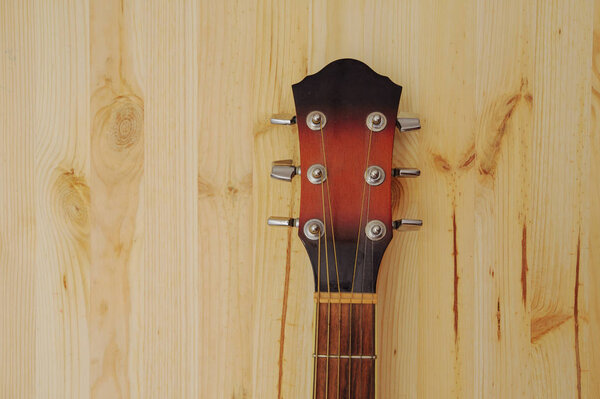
[109,100,142,150]
[53,169,90,238]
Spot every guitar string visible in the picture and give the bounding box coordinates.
[348,127,374,398]
[313,236,321,399]
[316,126,333,399]
[318,123,342,398]
[320,178,331,399]
[370,231,375,391]
[359,181,373,392]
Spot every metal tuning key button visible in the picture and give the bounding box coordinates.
[306,164,327,184]
[271,160,300,181]
[392,219,423,231]
[396,117,421,132]
[306,111,327,131]
[303,219,325,240]
[270,114,297,125]
[392,168,421,178]
[365,166,385,186]
[366,112,387,132]
[365,220,386,241]
[267,217,299,227]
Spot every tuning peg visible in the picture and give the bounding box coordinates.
[267,217,299,227]
[396,117,421,132]
[393,219,423,231]
[392,168,420,178]
[270,114,297,125]
[271,160,301,181]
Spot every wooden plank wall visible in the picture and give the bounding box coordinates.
[0,0,598,398]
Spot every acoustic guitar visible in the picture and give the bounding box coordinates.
[268,58,422,399]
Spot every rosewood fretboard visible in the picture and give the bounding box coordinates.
[313,294,376,399]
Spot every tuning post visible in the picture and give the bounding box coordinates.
[306,111,327,130]
[271,160,300,181]
[396,117,421,132]
[392,168,421,178]
[366,112,387,131]
[307,164,327,184]
[365,165,385,186]
[365,220,386,241]
[393,219,423,231]
[270,114,297,125]
[304,219,325,240]
[267,217,299,227]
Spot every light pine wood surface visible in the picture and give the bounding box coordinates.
[1,1,599,398]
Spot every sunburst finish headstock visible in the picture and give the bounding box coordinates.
[268,59,422,294]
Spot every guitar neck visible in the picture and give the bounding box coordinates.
[313,293,376,399]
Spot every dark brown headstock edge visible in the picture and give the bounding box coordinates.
[292,59,402,293]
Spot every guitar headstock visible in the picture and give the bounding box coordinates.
[268,59,421,294]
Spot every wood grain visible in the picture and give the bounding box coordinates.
[1,0,599,398]
[198,1,256,398]
[1,2,36,397]
[35,1,91,397]
[90,0,144,397]
[473,1,533,398]
[1,1,90,398]
[588,1,600,397]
